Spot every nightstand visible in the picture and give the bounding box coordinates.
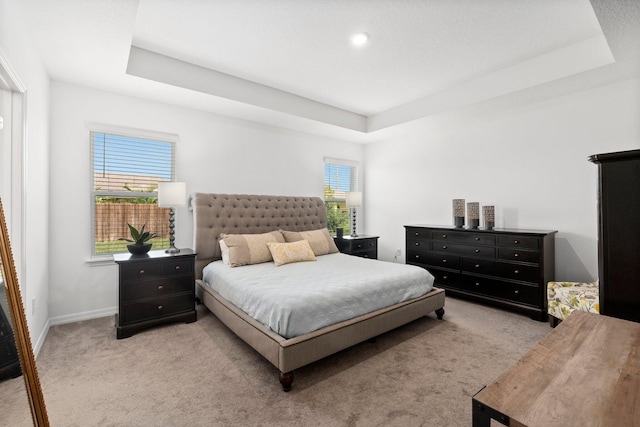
[114,249,197,339]
[334,235,379,259]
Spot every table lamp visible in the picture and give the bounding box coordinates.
[346,191,362,237]
[158,182,186,253]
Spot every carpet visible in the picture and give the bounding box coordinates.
[0,296,550,426]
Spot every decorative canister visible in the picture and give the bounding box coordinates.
[467,202,480,229]
[483,205,495,230]
[453,199,465,228]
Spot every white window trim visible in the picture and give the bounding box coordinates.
[87,124,178,262]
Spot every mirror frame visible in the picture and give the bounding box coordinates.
[0,198,49,426]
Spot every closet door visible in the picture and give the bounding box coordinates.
[589,149,640,322]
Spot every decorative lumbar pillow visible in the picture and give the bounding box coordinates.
[219,231,284,267]
[267,240,317,267]
[280,228,339,256]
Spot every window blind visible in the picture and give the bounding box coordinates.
[323,158,359,235]
[91,132,175,255]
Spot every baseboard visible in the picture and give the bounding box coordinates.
[48,307,117,327]
[32,318,50,358]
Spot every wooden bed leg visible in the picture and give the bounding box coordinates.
[279,372,294,392]
[435,308,445,320]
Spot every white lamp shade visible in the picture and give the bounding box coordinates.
[346,191,362,208]
[158,182,187,208]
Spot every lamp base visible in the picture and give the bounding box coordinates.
[165,245,180,254]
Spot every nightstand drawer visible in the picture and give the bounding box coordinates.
[121,293,195,324]
[121,275,194,301]
[161,258,194,276]
[350,238,377,252]
[334,235,379,259]
[121,262,161,282]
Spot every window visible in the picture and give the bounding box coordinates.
[91,131,176,255]
[324,158,359,235]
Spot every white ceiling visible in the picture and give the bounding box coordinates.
[14,0,640,143]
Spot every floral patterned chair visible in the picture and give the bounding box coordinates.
[547,281,599,327]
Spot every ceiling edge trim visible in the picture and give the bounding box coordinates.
[126,46,367,133]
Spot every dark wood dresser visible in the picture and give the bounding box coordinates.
[334,235,379,259]
[114,249,197,339]
[405,225,556,321]
[589,149,640,323]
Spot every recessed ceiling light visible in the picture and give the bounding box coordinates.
[351,32,369,46]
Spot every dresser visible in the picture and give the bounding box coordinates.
[405,225,556,321]
[589,149,640,323]
[334,235,379,259]
[114,249,197,339]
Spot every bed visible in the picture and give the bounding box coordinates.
[191,193,445,391]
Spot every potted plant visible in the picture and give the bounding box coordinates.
[120,223,157,255]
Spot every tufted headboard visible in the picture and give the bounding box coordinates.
[190,193,328,279]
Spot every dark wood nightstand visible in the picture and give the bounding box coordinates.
[114,249,197,339]
[334,235,379,259]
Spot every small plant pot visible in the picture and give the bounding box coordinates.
[127,243,152,255]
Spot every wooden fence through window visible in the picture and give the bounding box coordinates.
[95,203,170,242]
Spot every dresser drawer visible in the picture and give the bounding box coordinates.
[498,248,539,264]
[431,230,496,246]
[407,251,460,269]
[497,262,540,283]
[462,257,498,276]
[407,237,430,252]
[427,267,462,288]
[121,293,195,324]
[461,275,538,306]
[431,242,496,258]
[121,262,161,282]
[498,235,539,250]
[121,275,194,302]
[406,227,429,239]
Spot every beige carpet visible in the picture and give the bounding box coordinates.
[0,297,550,426]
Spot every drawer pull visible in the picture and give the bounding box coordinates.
[443,275,448,280]
[157,305,164,311]
[158,285,164,290]
[514,253,520,258]
[415,255,420,259]
[415,232,420,236]
[475,264,480,268]
[442,245,447,249]
[514,290,519,295]
[475,237,480,241]
[514,240,519,244]
[139,269,145,274]
[442,234,447,238]
[442,259,447,263]
[514,270,520,274]
[475,249,480,253]
[175,265,181,270]
[415,242,420,246]
[475,282,481,286]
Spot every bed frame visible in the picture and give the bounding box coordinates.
[191,193,445,391]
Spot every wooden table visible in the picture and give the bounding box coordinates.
[472,310,640,427]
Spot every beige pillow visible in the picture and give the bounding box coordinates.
[267,240,317,267]
[219,231,284,267]
[280,228,339,256]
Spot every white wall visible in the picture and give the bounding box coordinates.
[364,77,640,282]
[0,0,51,350]
[48,81,363,323]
